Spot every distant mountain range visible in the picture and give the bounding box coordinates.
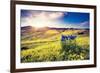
[21,26,89,31]
[21,26,33,30]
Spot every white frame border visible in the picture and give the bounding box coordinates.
[15,4,94,69]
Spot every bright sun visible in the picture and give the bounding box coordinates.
[28,17,58,28]
[28,17,49,28]
[21,11,65,28]
[23,12,63,28]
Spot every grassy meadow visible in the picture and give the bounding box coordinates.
[21,27,90,63]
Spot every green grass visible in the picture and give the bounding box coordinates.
[21,29,90,63]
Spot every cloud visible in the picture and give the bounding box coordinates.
[21,10,89,29]
[48,12,64,20]
[80,21,89,28]
[21,11,65,27]
[29,11,64,20]
[60,21,90,29]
